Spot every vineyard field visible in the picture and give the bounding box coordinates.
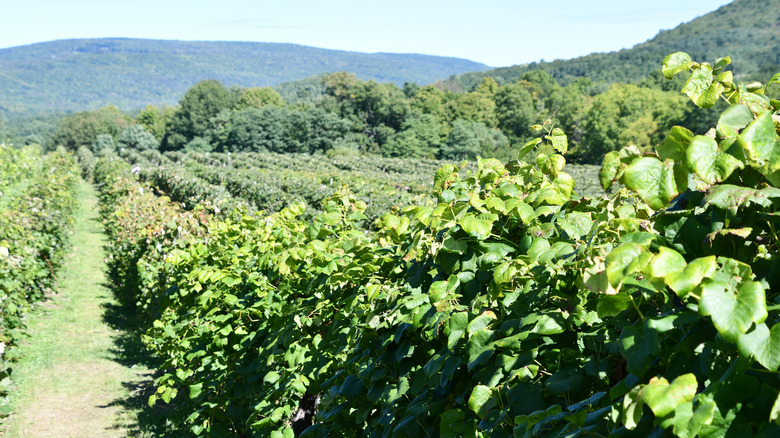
[120,149,603,224]
[85,53,780,437]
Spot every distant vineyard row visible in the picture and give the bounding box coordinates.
[112,149,602,224]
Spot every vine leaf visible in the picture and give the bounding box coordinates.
[737,322,780,372]
[686,135,743,190]
[467,385,494,418]
[536,153,565,178]
[770,392,780,424]
[620,324,661,377]
[700,280,767,343]
[716,104,753,138]
[599,151,622,190]
[546,128,568,155]
[662,52,694,79]
[642,374,698,418]
[665,256,717,299]
[704,184,780,212]
[459,213,497,241]
[606,243,648,288]
[622,157,680,210]
[736,111,780,184]
[682,65,723,108]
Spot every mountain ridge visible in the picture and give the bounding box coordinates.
[0,38,489,117]
[442,0,780,90]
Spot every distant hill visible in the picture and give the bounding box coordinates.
[0,38,489,117]
[444,0,780,91]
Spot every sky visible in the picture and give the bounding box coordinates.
[0,0,733,67]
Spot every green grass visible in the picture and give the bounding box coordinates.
[1,179,178,437]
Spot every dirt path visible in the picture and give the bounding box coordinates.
[2,180,155,437]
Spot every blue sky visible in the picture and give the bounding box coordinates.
[1,0,732,67]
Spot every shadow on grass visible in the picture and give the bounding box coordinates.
[99,279,195,437]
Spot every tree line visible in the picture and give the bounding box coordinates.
[46,70,718,164]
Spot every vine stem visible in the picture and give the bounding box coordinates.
[628,292,645,322]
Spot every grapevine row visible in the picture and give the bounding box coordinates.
[93,55,780,437]
[0,146,78,416]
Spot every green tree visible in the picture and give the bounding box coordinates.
[494,82,537,143]
[409,85,449,122]
[284,107,351,154]
[214,106,287,153]
[162,79,235,151]
[580,83,689,163]
[117,125,159,151]
[383,113,444,159]
[440,119,509,161]
[48,106,129,151]
[445,78,498,128]
[234,87,285,110]
[92,134,115,154]
[136,105,175,142]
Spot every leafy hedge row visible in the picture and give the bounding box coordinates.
[0,146,78,416]
[95,55,780,437]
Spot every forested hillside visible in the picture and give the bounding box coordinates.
[41,69,714,164]
[444,0,780,91]
[0,38,489,116]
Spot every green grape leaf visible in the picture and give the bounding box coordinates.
[606,243,646,288]
[657,126,694,163]
[620,324,661,377]
[557,211,592,240]
[466,329,495,371]
[622,157,680,210]
[599,151,622,190]
[642,374,698,418]
[704,184,780,211]
[736,111,780,181]
[441,235,468,254]
[646,246,686,279]
[700,280,767,343]
[665,256,717,299]
[686,135,743,190]
[551,173,574,205]
[189,383,203,399]
[434,165,458,195]
[597,292,631,318]
[770,391,780,424]
[536,153,566,177]
[682,65,723,108]
[623,385,644,430]
[713,56,732,74]
[468,385,494,418]
[440,409,472,437]
[518,138,542,161]
[447,312,469,350]
[717,104,754,138]
[459,213,497,241]
[546,128,568,155]
[737,322,780,371]
[662,52,693,79]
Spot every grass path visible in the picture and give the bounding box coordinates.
[1,179,157,437]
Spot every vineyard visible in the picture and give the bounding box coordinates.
[117,149,603,224]
[0,146,77,415]
[2,52,780,437]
